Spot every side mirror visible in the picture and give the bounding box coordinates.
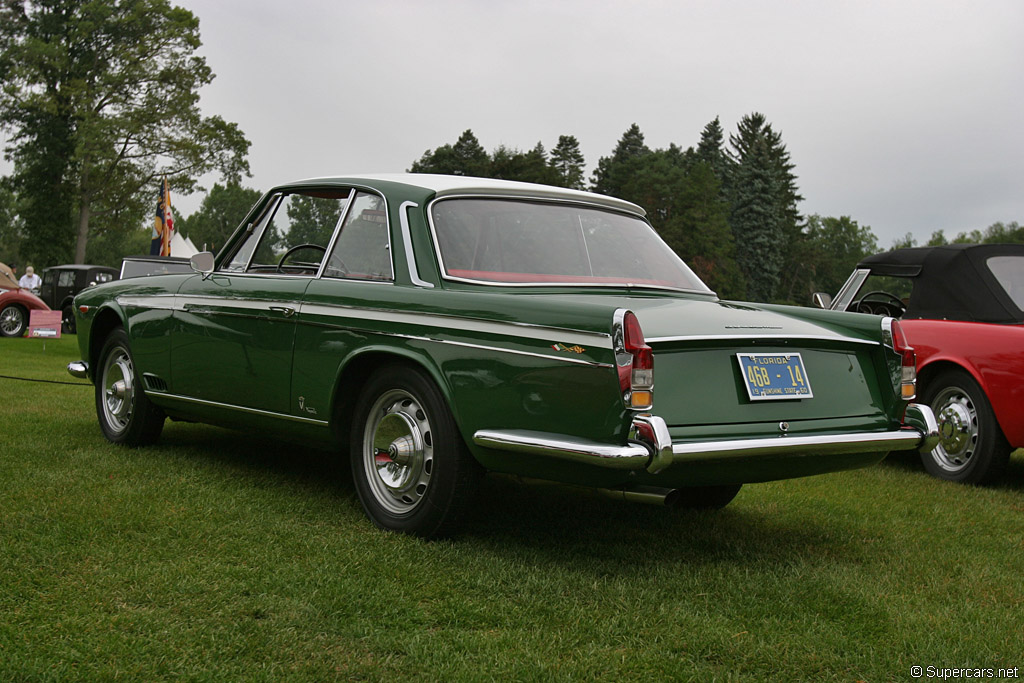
[190,252,215,278]
[811,292,833,309]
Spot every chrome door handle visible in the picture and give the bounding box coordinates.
[269,306,296,318]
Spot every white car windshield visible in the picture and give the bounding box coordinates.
[431,198,711,292]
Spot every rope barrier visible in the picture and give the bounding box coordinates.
[0,374,91,387]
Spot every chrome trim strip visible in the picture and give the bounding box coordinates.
[117,294,176,310]
[150,392,329,426]
[400,201,433,288]
[299,301,612,349]
[647,333,880,346]
[473,430,651,470]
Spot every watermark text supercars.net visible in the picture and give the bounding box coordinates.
[911,666,1020,680]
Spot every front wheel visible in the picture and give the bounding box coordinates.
[919,369,1010,484]
[0,303,28,337]
[95,328,165,445]
[350,365,481,538]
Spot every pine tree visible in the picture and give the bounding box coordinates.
[549,135,586,190]
[727,113,802,302]
[591,123,651,196]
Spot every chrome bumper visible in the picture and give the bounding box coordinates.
[473,404,940,474]
[67,361,89,379]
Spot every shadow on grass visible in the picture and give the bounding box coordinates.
[140,421,871,570]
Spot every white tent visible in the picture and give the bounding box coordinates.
[169,232,199,258]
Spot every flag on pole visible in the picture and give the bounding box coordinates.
[150,178,175,256]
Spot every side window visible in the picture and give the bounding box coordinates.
[58,271,76,288]
[323,191,393,281]
[222,189,352,274]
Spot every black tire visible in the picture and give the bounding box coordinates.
[62,304,77,334]
[919,368,1010,484]
[674,484,743,510]
[0,303,28,337]
[95,328,165,446]
[350,364,481,538]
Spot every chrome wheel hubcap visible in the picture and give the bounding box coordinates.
[363,389,432,515]
[1,307,24,335]
[931,388,977,472]
[101,347,135,433]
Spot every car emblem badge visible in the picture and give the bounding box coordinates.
[552,343,586,354]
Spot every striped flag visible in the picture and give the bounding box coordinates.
[150,178,175,256]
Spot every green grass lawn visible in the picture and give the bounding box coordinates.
[2,337,1022,681]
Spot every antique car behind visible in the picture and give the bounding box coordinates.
[821,244,1023,484]
[69,175,938,537]
[1,262,51,338]
[39,264,119,333]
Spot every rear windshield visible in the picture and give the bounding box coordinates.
[987,255,1024,311]
[430,198,710,291]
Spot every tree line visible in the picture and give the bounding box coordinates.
[1,2,1019,303]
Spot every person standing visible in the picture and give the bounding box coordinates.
[18,265,41,291]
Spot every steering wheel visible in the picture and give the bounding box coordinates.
[276,243,327,273]
[853,290,906,317]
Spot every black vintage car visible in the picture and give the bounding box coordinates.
[40,264,119,333]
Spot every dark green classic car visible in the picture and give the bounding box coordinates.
[69,174,939,537]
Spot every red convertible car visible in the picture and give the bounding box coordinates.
[1,262,51,338]
[822,244,1023,484]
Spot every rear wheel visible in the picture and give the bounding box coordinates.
[920,369,1009,484]
[674,484,742,510]
[96,328,165,445]
[350,364,481,538]
[61,304,76,334]
[0,303,28,337]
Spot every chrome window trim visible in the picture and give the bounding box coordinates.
[425,194,714,295]
[152,392,329,426]
[315,188,357,279]
[830,268,871,311]
[400,201,434,288]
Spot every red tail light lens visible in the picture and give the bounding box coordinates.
[887,318,917,401]
[616,310,653,410]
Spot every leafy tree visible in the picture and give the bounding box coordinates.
[285,195,345,248]
[489,142,561,185]
[980,221,1023,243]
[409,129,489,177]
[0,183,22,265]
[549,135,586,190]
[891,232,917,249]
[0,0,250,265]
[175,181,262,253]
[798,215,879,298]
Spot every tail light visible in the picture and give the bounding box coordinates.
[885,318,916,401]
[615,310,653,410]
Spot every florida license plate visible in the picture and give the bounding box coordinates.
[737,353,813,401]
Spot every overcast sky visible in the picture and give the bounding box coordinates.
[4,0,1023,248]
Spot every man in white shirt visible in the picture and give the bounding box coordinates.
[18,265,42,291]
